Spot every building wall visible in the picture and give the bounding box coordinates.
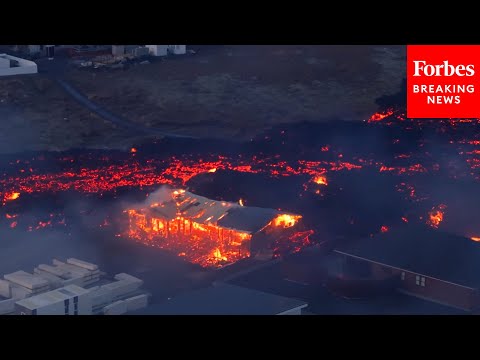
[0,299,16,315]
[369,262,477,311]
[16,291,92,315]
[169,45,186,55]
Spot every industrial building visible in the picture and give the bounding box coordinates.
[126,188,304,267]
[129,283,308,315]
[334,225,480,312]
[0,258,149,315]
[0,54,38,76]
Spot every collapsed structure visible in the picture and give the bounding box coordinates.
[0,258,149,315]
[126,188,309,268]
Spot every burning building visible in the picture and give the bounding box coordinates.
[125,188,308,268]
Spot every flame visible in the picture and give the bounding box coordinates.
[313,175,328,185]
[212,248,228,262]
[208,168,217,173]
[471,237,480,242]
[239,199,244,206]
[5,192,20,201]
[124,191,305,267]
[130,148,137,153]
[125,209,253,268]
[272,214,301,228]
[426,204,447,228]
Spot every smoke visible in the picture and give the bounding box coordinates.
[144,185,175,207]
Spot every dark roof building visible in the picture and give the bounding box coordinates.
[128,283,308,315]
[334,225,480,312]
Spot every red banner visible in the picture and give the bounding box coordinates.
[407,45,480,118]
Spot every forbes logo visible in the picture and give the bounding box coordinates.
[413,60,475,77]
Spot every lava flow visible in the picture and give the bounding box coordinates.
[2,105,480,267]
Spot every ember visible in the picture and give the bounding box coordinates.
[380,225,389,233]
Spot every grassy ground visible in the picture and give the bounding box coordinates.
[0,45,406,153]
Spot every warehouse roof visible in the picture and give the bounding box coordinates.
[146,188,299,234]
[335,225,480,289]
[129,283,308,315]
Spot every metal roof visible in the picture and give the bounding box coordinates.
[146,188,297,234]
[335,225,480,289]
[128,283,308,315]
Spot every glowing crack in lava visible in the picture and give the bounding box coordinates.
[367,109,395,123]
[426,204,447,228]
[124,188,309,268]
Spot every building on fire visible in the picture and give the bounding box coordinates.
[0,258,149,315]
[125,188,307,268]
[333,225,480,313]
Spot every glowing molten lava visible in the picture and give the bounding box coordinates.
[471,237,480,242]
[4,192,20,202]
[239,199,244,206]
[313,175,328,186]
[367,109,394,123]
[130,148,137,153]
[208,168,217,173]
[380,225,389,233]
[427,204,447,228]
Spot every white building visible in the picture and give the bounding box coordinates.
[145,45,186,56]
[28,45,41,55]
[15,285,91,315]
[0,258,149,315]
[146,45,168,57]
[0,54,38,76]
[168,45,186,55]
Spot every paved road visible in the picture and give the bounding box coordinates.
[37,55,197,139]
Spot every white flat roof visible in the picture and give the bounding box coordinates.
[15,285,90,310]
[4,271,49,290]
